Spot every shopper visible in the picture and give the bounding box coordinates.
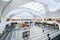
[43,30,44,33]
[42,27,44,33]
[47,34,51,40]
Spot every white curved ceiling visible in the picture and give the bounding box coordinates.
[20,2,45,12]
[0,0,60,18]
[0,0,34,17]
[35,0,60,12]
[12,12,34,19]
[5,8,44,19]
[5,2,46,19]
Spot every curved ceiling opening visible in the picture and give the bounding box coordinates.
[20,2,46,14]
[12,12,35,19]
[5,2,46,19]
[20,2,45,12]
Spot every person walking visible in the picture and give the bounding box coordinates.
[47,34,51,40]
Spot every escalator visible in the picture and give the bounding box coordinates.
[0,32,13,40]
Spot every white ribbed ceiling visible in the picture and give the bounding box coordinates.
[7,2,46,19]
[20,2,45,14]
[12,12,34,19]
[35,0,60,12]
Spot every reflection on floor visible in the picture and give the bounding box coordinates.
[52,35,60,40]
[0,25,60,40]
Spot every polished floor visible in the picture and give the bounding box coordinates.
[52,35,60,40]
[0,25,60,40]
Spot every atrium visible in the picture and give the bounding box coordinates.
[0,0,60,40]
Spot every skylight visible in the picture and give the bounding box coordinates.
[20,2,45,14]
